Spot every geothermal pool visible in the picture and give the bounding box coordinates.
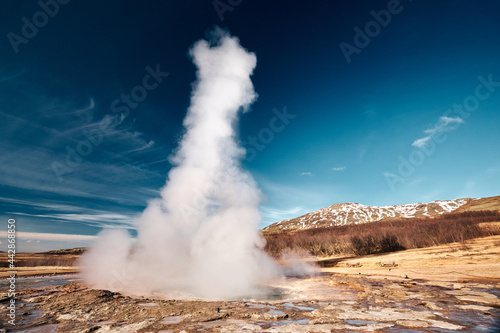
[2,273,499,332]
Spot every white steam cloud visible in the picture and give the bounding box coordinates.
[80,29,283,299]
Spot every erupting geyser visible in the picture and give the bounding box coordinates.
[80,28,283,299]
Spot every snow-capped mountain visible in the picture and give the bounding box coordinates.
[263,198,475,233]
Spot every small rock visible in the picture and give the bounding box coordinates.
[309,317,336,325]
[422,301,443,311]
[456,304,493,312]
[396,320,429,328]
[160,316,183,325]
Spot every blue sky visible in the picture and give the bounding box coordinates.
[1,0,500,251]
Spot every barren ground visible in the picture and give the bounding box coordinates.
[318,234,500,283]
[1,235,500,332]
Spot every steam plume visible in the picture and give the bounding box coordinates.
[80,29,281,299]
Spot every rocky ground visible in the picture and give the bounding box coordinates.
[1,272,499,333]
[2,236,500,332]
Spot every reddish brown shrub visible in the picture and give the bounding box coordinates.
[264,210,500,258]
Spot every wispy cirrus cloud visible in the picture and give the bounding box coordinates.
[0,231,99,242]
[0,91,169,237]
[412,116,464,148]
[486,163,500,174]
[10,212,135,228]
[1,196,139,231]
[332,166,346,171]
[300,171,313,176]
[260,206,305,224]
[0,92,168,207]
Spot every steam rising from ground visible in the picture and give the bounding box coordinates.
[281,250,320,278]
[80,29,285,299]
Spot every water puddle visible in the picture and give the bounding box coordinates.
[265,318,311,327]
[344,319,381,326]
[17,309,43,326]
[267,309,285,316]
[282,301,317,311]
[0,274,79,290]
[245,302,277,309]
[241,286,291,301]
[446,309,500,332]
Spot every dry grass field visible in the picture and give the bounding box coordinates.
[456,195,500,212]
[317,233,500,283]
[0,252,80,278]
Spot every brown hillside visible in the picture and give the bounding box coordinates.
[455,195,500,212]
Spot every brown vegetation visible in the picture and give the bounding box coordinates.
[43,247,87,255]
[0,253,79,268]
[455,195,500,212]
[264,210,500,258]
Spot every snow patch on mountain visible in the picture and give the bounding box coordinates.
[264,198,474,232]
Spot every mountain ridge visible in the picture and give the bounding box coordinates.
[263,196,500,233]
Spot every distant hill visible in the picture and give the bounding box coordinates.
[455,195,500,212]
[263,196,500,233]
[41,247,87,255]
